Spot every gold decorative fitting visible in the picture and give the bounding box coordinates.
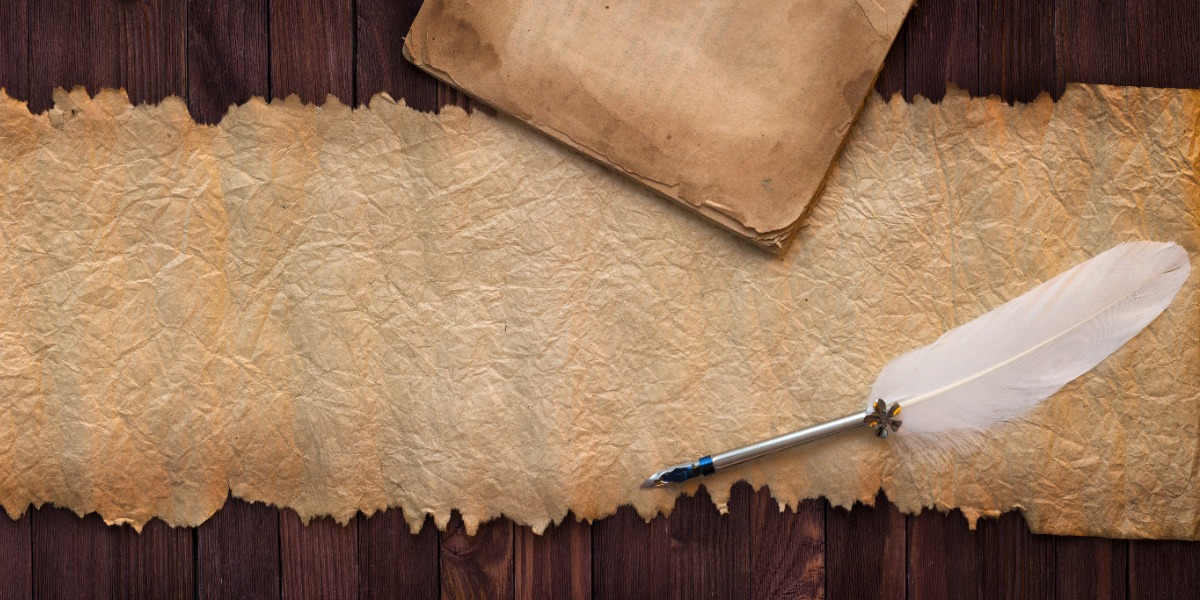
[864,399,902,438]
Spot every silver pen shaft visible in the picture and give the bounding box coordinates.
[642,411,868,488]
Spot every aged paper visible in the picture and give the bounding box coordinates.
[405,0,913,250]
[0,85,1197,538]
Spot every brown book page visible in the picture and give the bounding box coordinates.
[404,0,912,251]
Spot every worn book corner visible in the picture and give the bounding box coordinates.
[403,0,913,252]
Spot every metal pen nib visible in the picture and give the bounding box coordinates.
[641,402,900,488]
[641,458,714,488]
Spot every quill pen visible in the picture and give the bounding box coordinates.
[644,241,1191,487]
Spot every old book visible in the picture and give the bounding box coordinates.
[403,0,913,251]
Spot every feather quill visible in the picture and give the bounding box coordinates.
[643,241,1191,488]
[870,241,1190,437]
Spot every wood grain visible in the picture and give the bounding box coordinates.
[28,0,104,109]
[110,519,194,600]
[32,507,192,600]
[826,492,906,600]
[358,510,440,600]
[514,513,590,600]
[29,0,184,113]
[186,7,277,596]
[1125,0,1200,89]
[749,491,824,599]
[1057,0,1133,86]
[437,85,476,114]
[977,511,1056,600]
[270,0,354,105]
[591,505,671,599]
[188,0,269,123]
[876,21,908,100]
[187,7,277,596]
[0,0,27,101]
[980,0,1064,103]
[281,511,359,600]
[905,0,980,100]
[0,512,31,600]
[356,0,439,112]
[6,0,1200,598]
[1057,537,1127,600]
[1129,539,1200,600]
[197,498,281,600]
[593,486,754,600]
[32,508,113,599]
[441,514,515,599]
[112,0,186,107]
[908,508,978,600]
[670,484,752,600]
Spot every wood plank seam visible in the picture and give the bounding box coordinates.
[350,0,357,106]
[192,528,199,600]
[11,2,1200,598]
[823,497,829,598]
[277,510,284,598]
[1125,541,1130,600]
[266,0,273,100]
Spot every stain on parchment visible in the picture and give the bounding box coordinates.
[427,2,503,73]
[843,69,877,108]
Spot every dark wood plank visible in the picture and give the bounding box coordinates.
[593,485,752,600]
[197,498,281,600]
[876,21,907,100]
[113,0,186,107]
[670,484,752,600]
[514,513,590,600]
[281,511,359,600]
[437,85,476,114]
[905,0,980,100]
[111,519,194,600]
[28,1,115,114]
[441,514,514,600]
[591,505,671,599]
[0,0,28,101]
[1129,539,1200,600]
[26,0,190,591]
[32,507,114,599]
[187,5,275,595]
[187,6,277,597]
[188,0,270,123]
[0,512,31,600]
[826,491,905,600]
[908,508,977,600]
[1057,537,1126,600]
[20,4,1200,600]
[32,506,191,599]
[270,0,354,105]
[356,0,440,112]
[979,0,1063,103]
[749,491,823,599]
[977,511,1055,600]
[1125,0,1200,89]
[358,510,440,600]
[1056,0,1132,86]
[29,0,184,113]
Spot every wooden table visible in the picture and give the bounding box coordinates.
[0,0,1198,598]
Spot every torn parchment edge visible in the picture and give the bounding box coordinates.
[0,84,1182,538]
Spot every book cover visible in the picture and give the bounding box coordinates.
[404,0,913,251]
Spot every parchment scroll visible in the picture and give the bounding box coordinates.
[0,84,1197,538]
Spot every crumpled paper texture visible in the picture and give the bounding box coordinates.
[405,0,914,249]
[0,84,1196,538]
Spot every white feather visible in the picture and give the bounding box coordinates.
[869,241,1190,436]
